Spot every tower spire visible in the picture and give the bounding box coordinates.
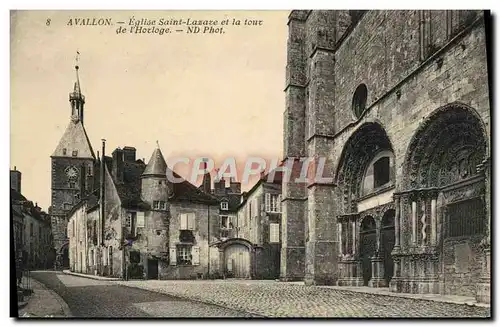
[69,50,85,124]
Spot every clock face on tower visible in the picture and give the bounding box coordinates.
[65,166,79,181]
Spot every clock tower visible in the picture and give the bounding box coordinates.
[50,61,96,269]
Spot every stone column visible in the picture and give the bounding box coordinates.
[411,199,417,245]
[280,10,308,283]
[430,197,437,246]
[338,221,343,256]
[303,10,338,286]
[369,256,385,288]
[476,157,491,303]
[394,195,401,250]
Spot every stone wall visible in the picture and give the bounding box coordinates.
[282,10,490,292]
[160,201,219,279]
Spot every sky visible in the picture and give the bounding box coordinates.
[10,10,289,211]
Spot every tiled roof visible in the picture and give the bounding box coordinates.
[52,120,95,158]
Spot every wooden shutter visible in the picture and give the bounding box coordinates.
[265,193,271,212]
[270,223,280,243]
[136,212,145,228]
[187,213,195,230]
[169,247,177,265]
[192,246,200,265]
[277,194,282,212]
[180,214,188,230]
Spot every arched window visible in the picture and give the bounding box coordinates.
[362,150,394,196]
[352,84,368,119]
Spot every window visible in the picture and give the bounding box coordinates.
[126,212,137,236]
[352,84,368,119]
[177,245,192,265]
[221,201,229,210]
[153,200,167,210]
[72,150,78,157]
[220,215,235,229]
[87,165,93,176]
[30,223,33,237]
[62,148,67,155]
[90,250,94,266]
[180,213,195,230]
[373,156,390,188]
[136,212,145,228]
[270,223,280,243]
[265,194,282,213]
[68,182,76,189]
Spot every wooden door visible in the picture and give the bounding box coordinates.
[225,244,250,279]
[360,216,377,286]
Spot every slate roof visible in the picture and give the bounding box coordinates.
[95,149,218,209]
[10,188,50,224]
[52,120,95,159]
[168,167,219,204]
[142,147,167,177]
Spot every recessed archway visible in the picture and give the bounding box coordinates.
[360,216,377,286]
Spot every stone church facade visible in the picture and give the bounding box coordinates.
[281,10,491,303]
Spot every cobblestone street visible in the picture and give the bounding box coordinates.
[29,271,255,317]
[114,279,491,318]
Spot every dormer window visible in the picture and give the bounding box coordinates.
[63,148,67,155]
[221,201,229,210]
[72,150,78,157]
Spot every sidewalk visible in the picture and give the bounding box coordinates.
[18,278,72,318]
[62,270,121,281]
[322,285,490,308]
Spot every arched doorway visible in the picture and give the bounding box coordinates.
[360,216,377,286]
[381,209,395,285]
[58,243,69,269]
[219,238,253,279]
[401,103,489,296]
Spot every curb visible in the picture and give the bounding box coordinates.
[320,286,491,308]
[29,278,73,317]
[62,270,121,281]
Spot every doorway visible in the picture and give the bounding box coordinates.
[148,259,159,279]
[224,244,251,278]
[360,216,377,286]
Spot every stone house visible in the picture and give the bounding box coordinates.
[281,10,491,303]
[11,169,54,270]
[209,171,283,279]
[68,144,220,280]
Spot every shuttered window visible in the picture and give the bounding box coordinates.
[136,212,145,228]
[180,213,195,230]
[270,223,280,243]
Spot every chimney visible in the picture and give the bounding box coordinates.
[201,158,211,194]
[10,168,21,193]
[122,146,136,162]
[229,178,241,194]
[112,148,124,183]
